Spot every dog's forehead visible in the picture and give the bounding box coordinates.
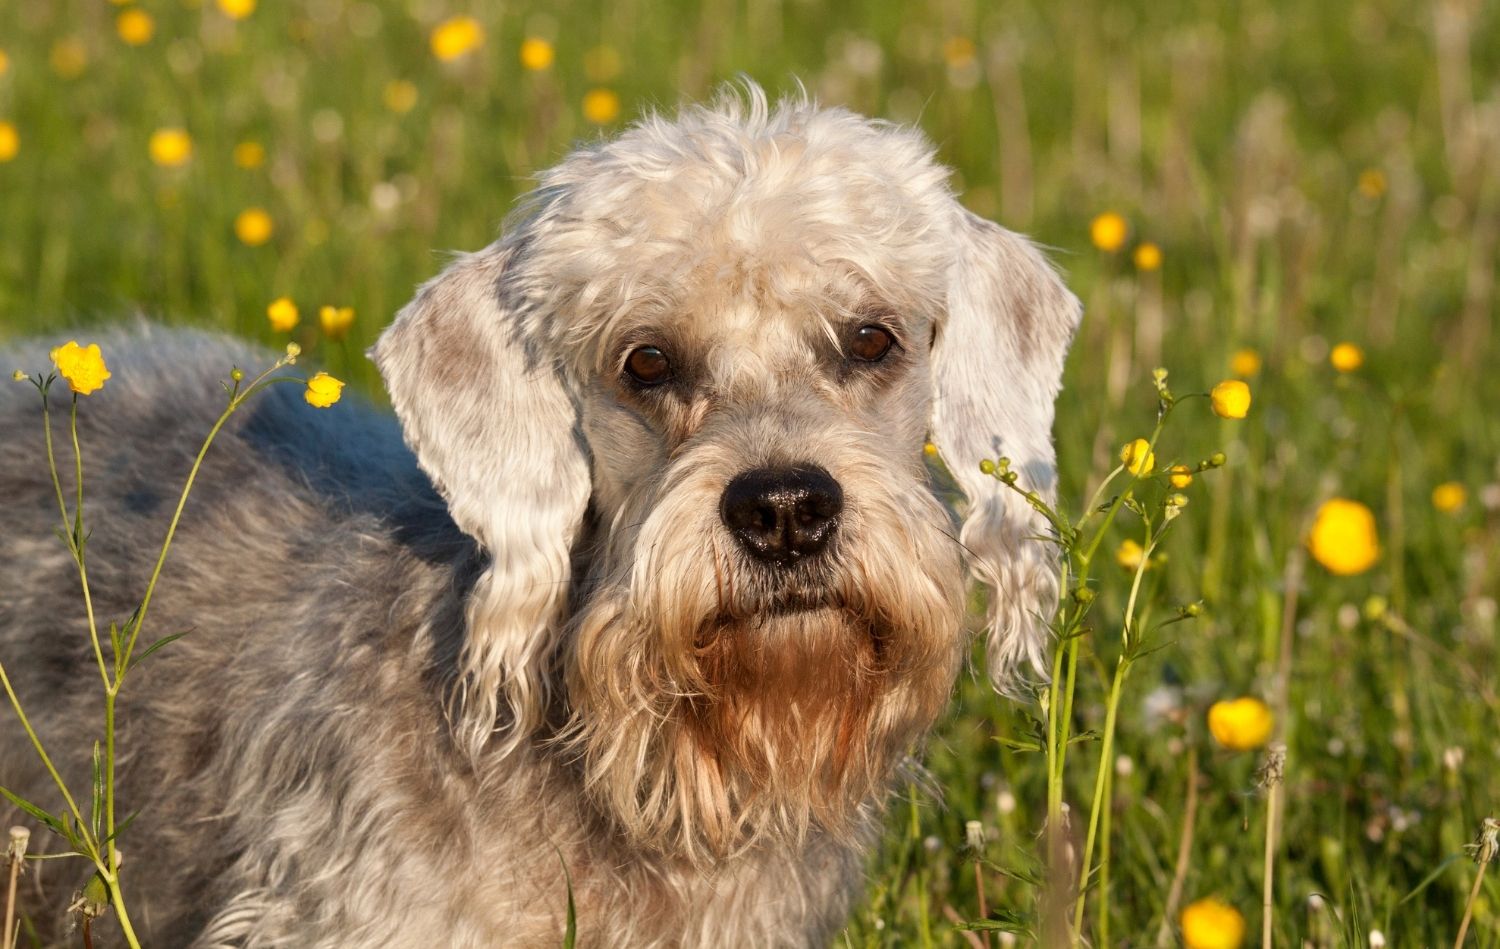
[531,102,960,359]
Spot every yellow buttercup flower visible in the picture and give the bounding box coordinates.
[1120,438,1155,477]
[1229,348,1261,378]
[1357,168,1387,199]
[50,38,88,79]
[233,141,266,169]
[1180,896,1246,949]
[116,9,155,46]
[148,128,193,167]
[383,79,419,114]
[520,37,555,71]
[304,372,344,408]
[922,442,938,457]
[217,0,256,19]
[0,123,17,163]
[583,88,621,125]
[942,37,976,68]
[431,16,484,62]
[319,305,355,340]
[1308,498,1380,575]
[1090,212,1128,252]
[0,50,10,77]
[1207,697,1273,751]
[49,341,112,396]
[1330,342,1364,372]
[267,297,299,332]
[1169,465,1194,489]
[234,207,274,246]
[1115,539,1146,571]
[1431,481,1467,514]
[1210,380,1251,419]
[1132,241,1162,271]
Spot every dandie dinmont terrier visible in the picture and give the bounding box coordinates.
[0,84,1079,946]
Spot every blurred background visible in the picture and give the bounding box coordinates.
[1,0,1498,945]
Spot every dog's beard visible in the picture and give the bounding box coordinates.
[560,487,966,864]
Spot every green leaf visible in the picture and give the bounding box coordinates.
[102,811,138,845]
[993,735,1042,753]
[1397,854,1462,906]
[1067,729,1101,745]
[955,909,1030,934]
[555,847,577,949]
[0,786,68,838]
[131,630,191,669]
[981,859,1043,888]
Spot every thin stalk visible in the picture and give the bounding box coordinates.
[42,396,107,686]
[1454,860,1486,948]
[1262,781,1279,948]
[104,688,119,878]
[1156,746,1200,947]
[1455,817,1498,948]
[1055,637,1082,814]
[0,660,89,836]
[123,373,294,663]
[67,399,108,688]
[105,873,141,949]
[3,827,26,949]
[1258,745,1286,949]
[909,785,933,949]
[973,856,991,949]
[1098,757,1114,947]
[1071,656,1130,937]
[63,403,121,869]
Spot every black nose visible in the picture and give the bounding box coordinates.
[720,466,844,567]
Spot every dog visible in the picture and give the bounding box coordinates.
[0,85,1079,947]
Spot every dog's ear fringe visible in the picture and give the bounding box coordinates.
[931,209,1081,695]
[371,242,590,760]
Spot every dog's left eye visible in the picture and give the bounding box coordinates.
[849,325,895,363]
[625,346,673,385]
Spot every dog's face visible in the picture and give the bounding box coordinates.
[373,89,1079,861]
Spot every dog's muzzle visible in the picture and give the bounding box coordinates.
[720,465,842,567]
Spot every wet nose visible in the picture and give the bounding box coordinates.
[719,466,844,567]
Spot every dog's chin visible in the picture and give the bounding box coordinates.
[565,564,965,863]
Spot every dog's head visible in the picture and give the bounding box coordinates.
[372,87,1079,860]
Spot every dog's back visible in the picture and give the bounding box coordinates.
[0,328,486,944]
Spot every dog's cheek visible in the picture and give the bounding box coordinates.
[581,394,669,519]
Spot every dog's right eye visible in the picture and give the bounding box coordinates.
[624,346,673,386]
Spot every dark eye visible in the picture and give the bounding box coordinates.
[624,346,672,385]
[849,325,894,362]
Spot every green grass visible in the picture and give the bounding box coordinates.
[2,0,1498,945]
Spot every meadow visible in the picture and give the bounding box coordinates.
[1,0,1498,945]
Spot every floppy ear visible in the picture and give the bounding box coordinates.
[930,209,1081,693]
[371,240,591,758]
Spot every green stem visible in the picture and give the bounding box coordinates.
[1099,756,1114,947]
[0,659,90,841]
[43,396,108,686]
[1072,656,1130,937]
[105,687,118,878]
[123,373,295,664]
[68,400,111,691]
[105,871,142,949]
[909,784,933,949]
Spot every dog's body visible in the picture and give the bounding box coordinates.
[0,89,1078,947]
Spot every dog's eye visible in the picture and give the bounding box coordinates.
[624,346,672,385]
[849,325,894,363]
